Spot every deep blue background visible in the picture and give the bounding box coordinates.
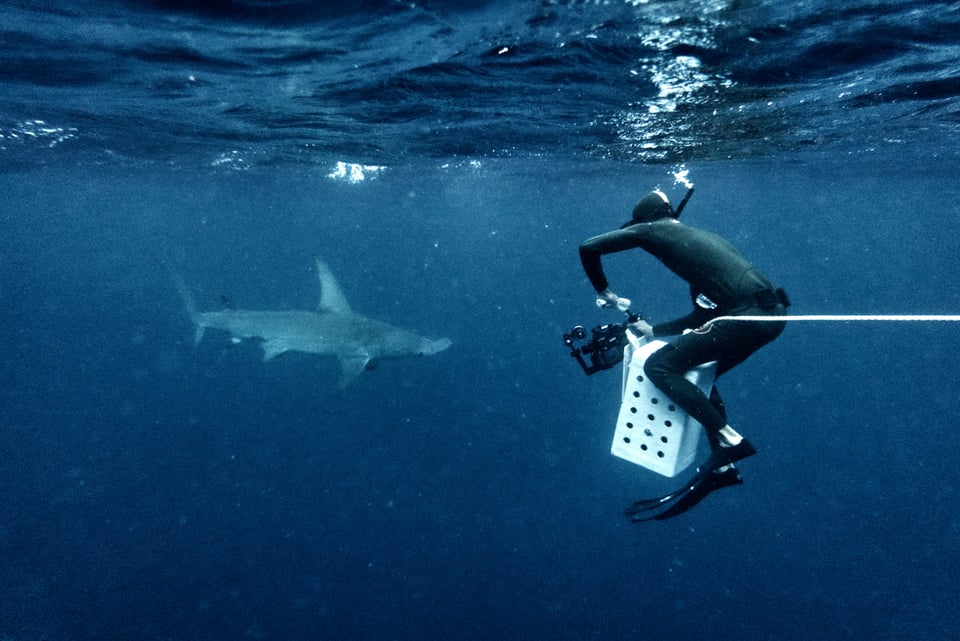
[3,154,959,640]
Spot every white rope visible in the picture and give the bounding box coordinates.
[695,314,960,332]
[715,314,960,322]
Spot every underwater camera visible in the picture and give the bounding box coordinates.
[563,319,635,376]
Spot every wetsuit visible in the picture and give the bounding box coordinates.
[579,218,788,450]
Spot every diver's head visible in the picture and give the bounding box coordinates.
[621,190,674,228]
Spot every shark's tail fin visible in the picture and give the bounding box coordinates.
[160,259,205,344]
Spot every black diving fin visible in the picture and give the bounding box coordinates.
[626,465,743,522]
[624,439,757,522]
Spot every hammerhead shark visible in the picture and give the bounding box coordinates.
[169,257,452,390]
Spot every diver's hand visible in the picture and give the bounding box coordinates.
[595,288,631,312]
[628,318,654,340]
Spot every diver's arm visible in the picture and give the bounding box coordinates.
[578,228,645,292]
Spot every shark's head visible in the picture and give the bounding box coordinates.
[419,337,452,356]
[378,331,452,359]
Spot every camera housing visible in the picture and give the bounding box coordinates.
[563,322,630,375]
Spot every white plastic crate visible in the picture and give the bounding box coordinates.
[611,338,717,478]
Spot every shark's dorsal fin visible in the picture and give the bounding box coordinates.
[314,257,352,314]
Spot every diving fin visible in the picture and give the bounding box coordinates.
[703,438,756,470]
[626,465,743,522]
[623,439,757,522]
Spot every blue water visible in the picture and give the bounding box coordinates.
[3,1,960,640]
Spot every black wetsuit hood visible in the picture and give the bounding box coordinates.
[621,190,674,228]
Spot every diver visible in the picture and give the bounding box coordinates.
[578,188,789,520]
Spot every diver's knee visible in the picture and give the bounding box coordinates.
[644,345,677,382]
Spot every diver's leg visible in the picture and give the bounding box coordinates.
[704,387,727,451]
[645,341,728,437]
[709,386,728,423]
[644,319,778,446]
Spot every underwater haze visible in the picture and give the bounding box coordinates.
[2,1,960,640]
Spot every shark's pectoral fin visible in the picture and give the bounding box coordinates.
[337,355,371,390]
[261,340,289,362]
